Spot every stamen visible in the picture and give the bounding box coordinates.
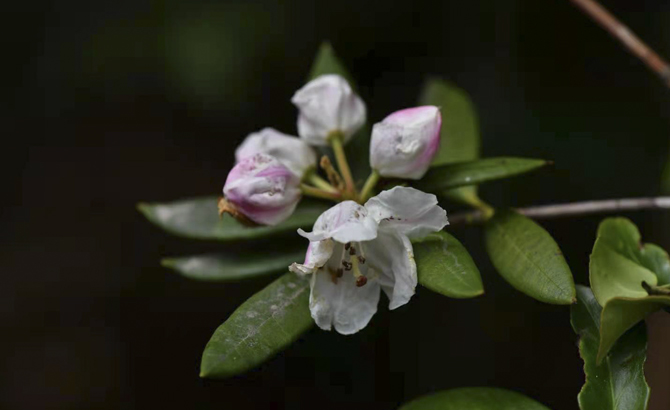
[342,261,352,271]
[349,246,357,256]
[351,257,367,287]
[358,256,366,264]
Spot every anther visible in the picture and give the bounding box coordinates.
[336,268,344,278]
[342,261,352,271]
[358,256,366,264]
[349,246,357,256]
[344,243,351,250]
[355,276,368,287]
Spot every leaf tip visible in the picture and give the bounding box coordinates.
[160,258,176,268]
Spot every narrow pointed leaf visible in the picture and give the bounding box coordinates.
[589,218,659,306]
[307,42,370,180]
[413,232,484,298]
[161,252,304,281]
[571,286,650,410]
[138,197,327,241]
[597,295,670,364]
[484,210,575,304]
[200,272,312,379]
[415,158,549,193]
[418,78,482,208]
[399,387,550,410]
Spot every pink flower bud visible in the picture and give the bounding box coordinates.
[235,128,317,177]
[291,74,367,146]
[223,154,301,226]
[369,106,441,180]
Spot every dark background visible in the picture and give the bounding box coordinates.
[4,0,670,408]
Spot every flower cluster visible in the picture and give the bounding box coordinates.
[221,74,448,334]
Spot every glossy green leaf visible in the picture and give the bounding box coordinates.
[571,286,650,410]
[589,218,663,306]
[308,42,370,180]
[161,252,304,281]
[484,210,575,304]
[413,232,484,298]
[418,78,482,208]
[399,387,550,410]
[137,197,327,241]
[597,294,670,364]
[200,272,312,379]
[416,158,549,193]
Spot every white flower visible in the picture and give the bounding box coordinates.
[289,186,448,334]
[291,74,367,146]
[369,106,442,179]
[223,153,301,226]
[235,128,317,178]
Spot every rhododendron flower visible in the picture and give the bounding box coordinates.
[291,74,366,146]
[235,128,317,178]
[222,153,301,226]
[369,106,442,179]
[289,186,448,334]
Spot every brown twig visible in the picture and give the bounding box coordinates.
[449,196,670,225]
[570,0,670,87]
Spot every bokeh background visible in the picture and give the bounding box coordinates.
[4,0,670,408]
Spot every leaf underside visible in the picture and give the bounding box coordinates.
[138,197,327,241]
[161,252,305,281]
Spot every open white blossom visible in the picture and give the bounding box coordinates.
[289,186,448,334]
[291,74,366,146]
[370,106,442,179]
[235,128,317,178]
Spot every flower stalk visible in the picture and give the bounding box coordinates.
[300,184,342,202]
[328,132,356,194]
[359,170,380,202]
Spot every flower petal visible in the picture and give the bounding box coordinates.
[291,74,366,146]
[364,229,417,310]
[364,186,448,239]
[289,239,334,275]
[309,264,380,335]
[235,128,317,177]
[302,200,378,244]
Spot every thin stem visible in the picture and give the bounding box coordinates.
[307,172,338,193]
[448,196,670,226]
[570,0,670,87]
[359,170,380,202]
[300,184,342,202]
[328,132,356,194]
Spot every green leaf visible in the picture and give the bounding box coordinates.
[589,218,662,306]
[418,79,480,167]
[484,210,575,304]
[571,286,650,410]
[137,197,327,241]
[399,387,550,410]
[200,272,312,379]
[161,252,304,281]
[418,78,482,208]
[413,232,484,298]
[308,42,355,87]
[597,294,670,364]
[415,157,549,193]
[308,42,370,180]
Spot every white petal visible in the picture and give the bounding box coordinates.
[291,74,366,146]
[364,186,448,239]
[363,229,417,310]
[369,106,441,179]
[309,266,380,335]
[235,128,317,177]
[289,239,334,276]
[301,201,378,244]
